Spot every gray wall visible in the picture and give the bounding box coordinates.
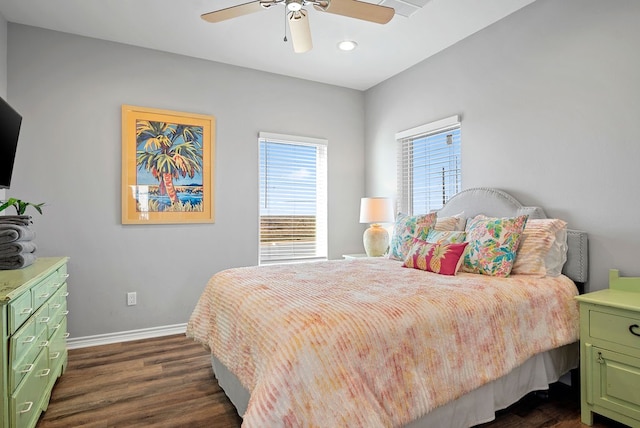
[364,0,640,292]
[7,25,365,337]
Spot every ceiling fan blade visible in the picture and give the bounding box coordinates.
[316,0,394,24]
[288,10,313,53]
[201,1,265,23]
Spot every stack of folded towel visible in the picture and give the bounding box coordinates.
[0,215,37,270]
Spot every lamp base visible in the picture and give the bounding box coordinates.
[363,224,389,257]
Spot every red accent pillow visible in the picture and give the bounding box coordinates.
[402,240,469,275]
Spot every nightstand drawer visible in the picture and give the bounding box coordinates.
[590,310,640,350]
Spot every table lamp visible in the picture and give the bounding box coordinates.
[359,197,395,257]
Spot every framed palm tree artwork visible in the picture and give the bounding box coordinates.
[121,105,215,224]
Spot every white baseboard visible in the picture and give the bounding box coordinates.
[67,323,187,349]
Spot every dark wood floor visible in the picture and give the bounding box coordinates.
[37,334,626,427]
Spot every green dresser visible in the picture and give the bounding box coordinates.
[0,257,69,428]
[576,269,640,427]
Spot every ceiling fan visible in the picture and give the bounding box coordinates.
[201,0,395,54]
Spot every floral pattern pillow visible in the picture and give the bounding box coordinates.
[461,214,529,277]
[388,212,437,261]
[403,239,468,275]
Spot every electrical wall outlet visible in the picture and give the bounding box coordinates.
[127,292,137,306]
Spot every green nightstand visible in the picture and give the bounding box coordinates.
[575,269,640,427]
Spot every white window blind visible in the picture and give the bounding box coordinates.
[259,132,328,265]
[396,116,461,215]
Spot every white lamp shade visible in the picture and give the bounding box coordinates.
[359,197,394,224]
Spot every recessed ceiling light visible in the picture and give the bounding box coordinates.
[337,40,358,51]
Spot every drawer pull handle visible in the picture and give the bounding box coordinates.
[63,310,70,316]
[63,292,69,297]
[63,333,70,339]
[19,402,33,414]
[51,303,61,309]
[63,274,70,279]
[37,368,51,377]
[54,324,61,330]
[22,336,35,344]
[20,364,34,374]
[20,307,33,315]
[39,340,50,348]
[38,292,50,299]
[39,316,51,324]
[630,324,640,337]
[50,352,61,360]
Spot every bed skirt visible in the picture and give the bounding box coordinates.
[211,341,578,428]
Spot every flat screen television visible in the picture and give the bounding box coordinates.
[0,96,22,189]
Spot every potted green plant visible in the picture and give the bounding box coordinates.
[0,198,45,223]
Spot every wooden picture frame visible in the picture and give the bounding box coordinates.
[121,105,215,224]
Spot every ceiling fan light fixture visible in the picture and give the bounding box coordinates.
[338,40,358,51]
[288,9,313,53]
[202,0,394,53]
[286,0,303,11]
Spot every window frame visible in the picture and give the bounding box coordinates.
[395,115,461,215]
[258,132,328,265]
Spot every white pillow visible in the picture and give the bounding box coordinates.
[545,228,568,277]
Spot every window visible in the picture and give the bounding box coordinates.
[259,132,327,264]
[396,115,461,215]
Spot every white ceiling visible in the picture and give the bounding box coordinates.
[0,0,536,90]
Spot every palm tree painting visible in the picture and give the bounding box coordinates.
[122,105,214,225]
[135,120,204,212]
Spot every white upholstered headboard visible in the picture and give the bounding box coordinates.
[438,187,588,284]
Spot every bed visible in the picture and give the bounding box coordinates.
[187,187,589,427]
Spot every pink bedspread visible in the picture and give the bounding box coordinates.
[186,258,580,427]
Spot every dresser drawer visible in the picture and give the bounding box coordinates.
[590,310,640,350]
[8,291,34,335]
[48,317,68,384]
[33,304,50,341]
[47,266,68,296]
[10,327,47,393]
[10,317,38,365]
[49,322,67,366]
[45,285,68,339]
[55,263,68,284]
[47,305,67,341]
[47,283,68,316]
[31,274,54,312]
[11,349,49,428]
